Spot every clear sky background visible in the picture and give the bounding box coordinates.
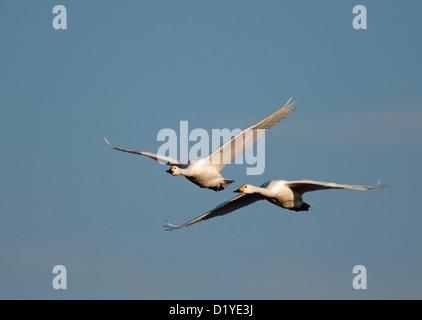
[1,0,421,299]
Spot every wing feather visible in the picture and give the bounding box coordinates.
[205,98,297,172]
[285,179,390,194]
[164,193,264,230]
[104,137,182,166]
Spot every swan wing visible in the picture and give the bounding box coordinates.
[104,137,183,166]
[205,98,297,172]
[164,193,264,230]
[284,179,390,194]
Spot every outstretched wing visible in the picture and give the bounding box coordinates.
[204,98,297,172]
[285,179,390,194]
[164,193,264,230]
[104,137,183,166]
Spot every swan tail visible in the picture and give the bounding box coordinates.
[289,202,311,212]
[209,179,235,192]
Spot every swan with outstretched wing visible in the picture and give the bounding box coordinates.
[164,179,389,230]
[105,98,297,191]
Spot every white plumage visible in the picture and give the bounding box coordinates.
[105,98,297,191]
[164,179,389,230]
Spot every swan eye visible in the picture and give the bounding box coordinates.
[244,185,247,188]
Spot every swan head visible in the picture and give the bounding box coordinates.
[233,184,254,194]
[166,166,180,176]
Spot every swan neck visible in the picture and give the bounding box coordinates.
[252,186,271,197]
[178,167,192,177]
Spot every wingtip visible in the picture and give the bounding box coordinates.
[104,137,112,147]
[283,97,298,112]
[163,220,182,231]
[374,180,390,189]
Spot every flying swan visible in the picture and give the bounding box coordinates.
[164,179,389,230]
[105,98,297,191]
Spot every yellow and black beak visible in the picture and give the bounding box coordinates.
[233,186,245,193]
[166,167,175,174]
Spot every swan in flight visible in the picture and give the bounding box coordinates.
[105,98,297,191]
[164,179,389,230]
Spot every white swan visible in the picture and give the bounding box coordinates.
[105,98,297,191]
[164,179,389,230]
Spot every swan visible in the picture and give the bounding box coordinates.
[105,98,297,191]
[164,179,389,230]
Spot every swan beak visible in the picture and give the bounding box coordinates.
[166,168,174,174]
[233,186,245,193]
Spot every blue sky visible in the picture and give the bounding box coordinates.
[1,0,421,299]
